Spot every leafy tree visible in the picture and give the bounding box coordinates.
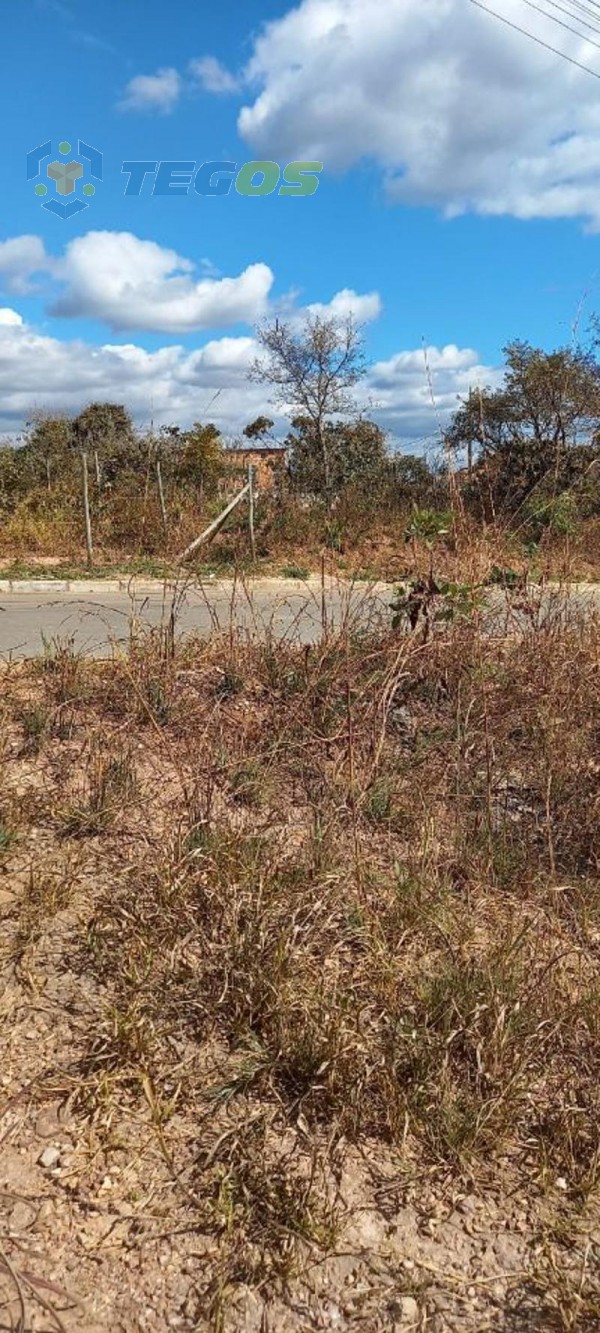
[286,415,387,496]
[73,402,137,483]
[23,412,73,490]
[153,424,183,476]
[74,402,134,447]
[178,422,223,493]
[243,416,275,441]
[447,341,600,515]
[0,445,26,510]
[250,314,367,500]
[389,454,438,506]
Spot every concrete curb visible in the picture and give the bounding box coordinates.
[0,575,384,595]
[0,578,182,594]
[0,576,597,598]
[0,575,145,591]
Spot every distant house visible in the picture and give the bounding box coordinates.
[224,446,287,491]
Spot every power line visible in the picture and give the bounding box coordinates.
[469,0,600,78]
[517,0,600,49]
[556,0,600,21]
[568,0,600,24]
[533,0,600,37]
[570,0,600,18]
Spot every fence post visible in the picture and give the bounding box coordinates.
[156,458,168,541]
[247,463,256,562]
[81,450,93,569]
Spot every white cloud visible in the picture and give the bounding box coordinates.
[120,55,239,111]
[307,287,381,323]
[0,307,498,443]
[120,67,182,113]
[365,343,502,440]
[0,308,25,327]
[0,307,262,434]
[50,232,275,333]
[0,236,49,294]
[189,55,239,94]
[238,0,600,227]
[0,232,382,338]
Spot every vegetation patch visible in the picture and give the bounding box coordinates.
[1,595,600,1328]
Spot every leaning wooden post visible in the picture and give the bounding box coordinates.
[247,463,256,563]
[177,481,251,564]
[81,450,93,569]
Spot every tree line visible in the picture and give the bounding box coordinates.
[1,314,599,557]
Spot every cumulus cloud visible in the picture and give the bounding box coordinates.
[0,307,498,443]
[0,236,49,294]
[0,307,25,327]
[189,55,239,94]
[306,287,382,323]
[49,232,275,333]
[238,0,600,227]
[365,343,502,440]
[0,307,262,434]
[119,67,182,113]
[0,232,383,338]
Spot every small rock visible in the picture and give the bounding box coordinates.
[38,1145,60,1170]
[35,1105,61,1139]
[556,1176,568,1192]
[390,705,417,741]
[394,1295,420,1328]
[320,1302,343,1327]
[10,1200,35,1232]
[457,1195,478,1216]
[32,1200,54,1233]
[493,1234,523,1269]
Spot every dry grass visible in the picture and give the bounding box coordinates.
[1,487,600,585]
[1,586,600,1327]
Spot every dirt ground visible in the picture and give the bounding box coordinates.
[1,623,599,1332]
[3,964,596,1333]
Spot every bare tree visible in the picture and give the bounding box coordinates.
[249,314,367,500]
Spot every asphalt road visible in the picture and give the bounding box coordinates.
[0,578,392,659]
[0,577,598,659]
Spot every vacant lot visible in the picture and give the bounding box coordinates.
[1,587,599,1330]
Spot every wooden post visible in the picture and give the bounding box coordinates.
[247,463,256,563]
[156,458,168,541]
[177,481,251,564]
[93,449,101,489]
[81,450,93,569]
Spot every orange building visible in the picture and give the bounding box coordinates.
[224,446,287,491]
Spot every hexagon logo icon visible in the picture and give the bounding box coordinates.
[27,139,102,218]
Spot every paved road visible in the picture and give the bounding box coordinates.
[0,578,393,659]
[0,577,598,659]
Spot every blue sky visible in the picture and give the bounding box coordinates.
[1,0,599,443]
